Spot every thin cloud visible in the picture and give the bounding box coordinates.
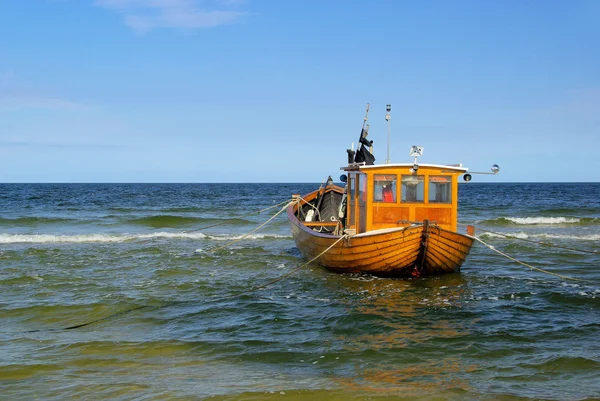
[0,71,89,111]
[95,0,250,33]
[0,140,134,151]
[0,96,89,111]
[0,141,30,148]
[535,88,600,122]
[216,0,248,5]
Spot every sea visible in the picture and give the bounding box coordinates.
[1,183,599,401]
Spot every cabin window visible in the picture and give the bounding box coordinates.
[374,174,397,203]
[429,176,452,203]
[401,175,424,203]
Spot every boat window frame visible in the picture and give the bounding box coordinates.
[428,175,452,204]
[400,175,425,203]
[373,174,397,203]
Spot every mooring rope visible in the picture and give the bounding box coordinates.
[294,195,321,221]
[459,223,600,255]
[47,235,350,332]
[208,201,293,253]
[219,233,350,299]
[473,235,590,282]
[30,203,348,332]
[188,198,292,232]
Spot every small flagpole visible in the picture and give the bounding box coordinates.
[385,104,391,164]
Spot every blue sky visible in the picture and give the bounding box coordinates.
[0,0,598,183]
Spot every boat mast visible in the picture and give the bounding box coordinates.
[363,103,370,153]
[385,104,391,164]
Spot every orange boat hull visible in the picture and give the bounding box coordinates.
[287,201,474,277]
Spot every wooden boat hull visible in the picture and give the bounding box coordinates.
[287,189,474,277]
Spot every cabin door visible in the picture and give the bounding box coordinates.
[348,175,356,229]
[347,173,367,233]
[358,173,367,233]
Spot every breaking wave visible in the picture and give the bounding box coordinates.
[0,232,290,244]
[480,232,600,241]
[507,217,580,225]
[481,217,599,226]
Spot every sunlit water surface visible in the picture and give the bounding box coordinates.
[1,183,599,400]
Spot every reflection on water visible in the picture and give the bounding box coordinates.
[324,274,479,396]
[2,183,600,400]
[338,360,473,398]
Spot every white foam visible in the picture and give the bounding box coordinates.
[542,233,600,241]
[138,232,207,240]
[0,232,207,244]
[481,232,529,239]
[480,232,600,241]
[0,233,131,244]
[506,217,580,225]
[205,233,291,241]
[0,231,291,244]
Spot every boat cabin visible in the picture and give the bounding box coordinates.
[342,163,468,234]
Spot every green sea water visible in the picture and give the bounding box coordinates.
[1,183,599,400]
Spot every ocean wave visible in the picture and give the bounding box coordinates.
[0,215,256,228]
[519,355,600,372]
[126,215,213,227]
[125,215,255,228]
[0,217,76,226]
[480,231,529,239]
[480,216,600,226]
[110,206,206,213]
[205,233,291,241]
[480,232,600,241]
[0,233,133,244]
[542,233,600,241]
[507,217,581,225]
[0,232,290,244]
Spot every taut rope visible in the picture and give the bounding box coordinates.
[209,201,293,253]
[459,223,600,255]
[34,203,349,332]
[188,199,292,232]
[472,235,590,282]
[219,234,350,299]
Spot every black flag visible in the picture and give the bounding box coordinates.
[354,128,375,165]
[354,144,375,165]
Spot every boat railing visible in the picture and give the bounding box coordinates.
[302,221,339,228]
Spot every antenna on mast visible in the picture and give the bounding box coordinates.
[385,104,391,164]
[362,103,371,152]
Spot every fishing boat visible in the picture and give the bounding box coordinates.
[287,104,499,277]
